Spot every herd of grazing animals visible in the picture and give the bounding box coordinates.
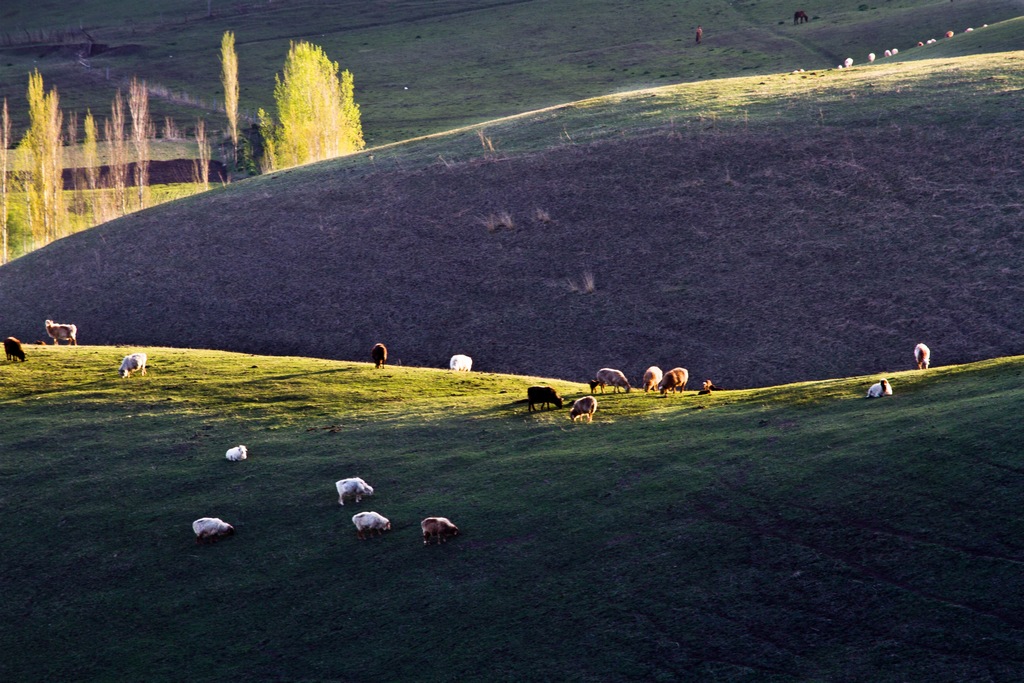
[5,326,936,545]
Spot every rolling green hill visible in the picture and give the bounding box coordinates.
[2,346,1023,680]
[2,0,1021,144]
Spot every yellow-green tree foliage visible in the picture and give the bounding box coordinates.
[221,31,239,154]
[23,70,66,246]
[266,41,364,170]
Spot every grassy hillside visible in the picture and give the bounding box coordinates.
[2,51,1023,387]
[2,346,1023,680]
[1,0,1021,144]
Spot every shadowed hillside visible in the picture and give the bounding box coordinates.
[2,118,1022,387]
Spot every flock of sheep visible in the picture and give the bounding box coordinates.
[4,325,933,543]
[832,23,987,70]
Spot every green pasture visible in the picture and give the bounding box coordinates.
[2,346,1023,680]
[1,0,1020,145]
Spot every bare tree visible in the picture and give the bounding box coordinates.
[107,90,128,215]
[82,110,99,224]
[128,77,151,210]
[193,118,210,190]
[221,31,239,168]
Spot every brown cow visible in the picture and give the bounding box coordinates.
[4,337,26,361]
[794,10,809,24]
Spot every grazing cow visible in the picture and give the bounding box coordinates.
[192,517,235,544]
[336,477,374,506]
[866,378,893,398]
[658,367,689,395]
[794,10,809,24]
[421,517,460,545]
[528,386,564,412]
[118,352,147,378]
[698,379,724,395]
[914,343,931,370]
[352,511,391,540]
[4,337,26,362]
[450,354,473,372]
[642,366,663,393]
[570,395,598,423]
[371,343,387,368]
[590,368,631,393]
[44,320,77,345]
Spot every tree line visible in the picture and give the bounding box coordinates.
[0,34,365,263]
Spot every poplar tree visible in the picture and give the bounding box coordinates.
[221,31,239,165]
[128,77,151,209]
[263,41,364,170]
[83,110,98,223]
[23,70,65,246]
[0,99,10,263]
[106,90,128,216]
[193,118,210,190]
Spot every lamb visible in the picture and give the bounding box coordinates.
[590,368,631,393]
[866,378,893,398]
[118,352,147,378]
[44,319,77,345]
[914,343,931,370]
[527,386,564,412]
[449,354,473,372]
[658,367,689,394]
[352,511,391,540]
[192,517,234,544]
[225,445,248,461]
[569,395,598,423]
[421,516,459,545]
[4,337,25,362]
[371,343,387,368]
[336,477,374,506]
[698,379,724,395]
[642,366,663,393]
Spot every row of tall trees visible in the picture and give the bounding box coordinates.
[1,35,366,262]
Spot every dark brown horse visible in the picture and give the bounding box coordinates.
[794,10,809,24]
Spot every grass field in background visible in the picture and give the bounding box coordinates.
[2,346,1023,680]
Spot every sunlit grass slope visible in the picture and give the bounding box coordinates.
[2,347,1023,680]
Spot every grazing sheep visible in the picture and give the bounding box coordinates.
[352,511,391,540]
[44,319,77,345]
[421,516,460,545]
[945,30,954,38]
[642,366,663,393]
[449,354,473,372]
[884,49,892,57]
[336,477,374,506]
[590,368,631,393]
[868,52,876,62]
[794,10,809,24]
[192,517,234,544]
[371,343,387,368]
[914,343,931,370]
[658,367,689,395]
[118,352,147,378]
[891,48,898,55]
[844,57,854,68]
[225,445,248,461]
[4,337,26,362]
[866,378,893,398]
[569,395,598,423]
[527,386,564,412]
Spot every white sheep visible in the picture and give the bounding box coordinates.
[225,445,248,461]
[352,511,391,540]
[844,57,854,68]
[891,48,898,55]
[590,368,631,393]
[884,49,892,58]
[868,53,876,63]
[449,354,473,371]
[866,378,893,398]
[336,477,374,506]
[45,319,77,345]
[118,352,147,378]
[914,343,931,370]
[192,517,234,544]
[570,395,598,423]
[642,366,663,393]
